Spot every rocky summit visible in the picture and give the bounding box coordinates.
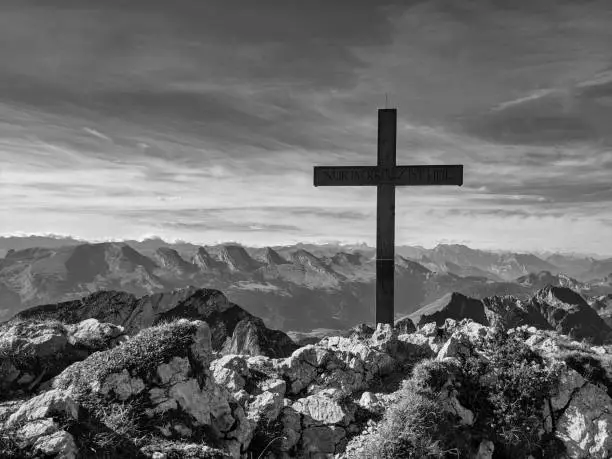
[1,285,612,458]
[10,287,298,359]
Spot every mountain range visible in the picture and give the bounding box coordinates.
[1,236,611,332]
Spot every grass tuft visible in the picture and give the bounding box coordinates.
[53,319,200,393]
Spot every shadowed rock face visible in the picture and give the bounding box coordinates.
[155,290,297,358]
[408,292,488,328]
[11,288,298,358]
[11,288,200,335]
[529,286,612,344]
[482,295,552,331]
[154,247,198,275]
[222,316,299,358]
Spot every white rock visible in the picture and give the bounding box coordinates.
[17,418,59,441]
[7,389,79,426]
[555,383,612,459]
[358,392,379,411]
[293,389,353,426]
[65,318,124,347]
[33,430,78,459]
[419,322,438,337]
[592,346,607,355]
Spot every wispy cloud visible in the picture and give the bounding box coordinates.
[1,0,611,254]
[83,127,112,142]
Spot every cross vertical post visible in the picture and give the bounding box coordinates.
[376,109,397,324]
[313,108,463,327]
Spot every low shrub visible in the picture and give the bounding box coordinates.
[361,380,461,458]
[359,325,566,458]
[53,319,200,393]
[455,326,565,457]
[410,358,460,393]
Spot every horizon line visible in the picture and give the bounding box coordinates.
[0,232,610,259]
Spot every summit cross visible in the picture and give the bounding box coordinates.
[313,108,464,325]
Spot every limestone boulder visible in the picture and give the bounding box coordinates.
[0,318,129,396]
[6,388,80,427]
[244,377,286,428]
[357,391,383,413]
[555,383,612,458]
[436,331,474,361]
[348,323,375,340]
[10,417,79,459]
[293,388,355,427]
[274,347,320,395]
[210,354,250,392]
[64,318,125,349]
[33,429,78,459]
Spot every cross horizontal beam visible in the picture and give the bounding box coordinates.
[313,165,463,187]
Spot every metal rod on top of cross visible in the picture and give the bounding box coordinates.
[313,108,464,326]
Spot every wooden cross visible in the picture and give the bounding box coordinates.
[313,108,464,325]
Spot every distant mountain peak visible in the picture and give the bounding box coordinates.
[261,247,288,265]
[535,285,588,306]
[154,247,197,274]
[191,247,217,271]
[331,252,363,266]
[217,245,261,271]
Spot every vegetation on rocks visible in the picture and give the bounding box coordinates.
[2,291,612,458]
[0,317,68,369]
[53,319,200,393]
[456,326,565,457]
[359,325,567,458]
[361,378,462,458]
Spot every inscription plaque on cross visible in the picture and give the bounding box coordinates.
[313,109,464,325]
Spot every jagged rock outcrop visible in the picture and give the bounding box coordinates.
[331,252,363,267]
[261,247,289,265]
[222,316,299,358]
[11,287,200,335]
[482,294,552,330]
[408,292,488,328]
[153,247,197,275]
[1,316,612,458]
[217,245,261,272]
[154,289,296,358]
[530,286,612,344]
[11,288,297,358]
[190,247,221,271]
[0,318,127,398]
[290,249,342,287]
[517,271,584,291]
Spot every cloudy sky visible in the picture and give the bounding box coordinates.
[1,0,611,254]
